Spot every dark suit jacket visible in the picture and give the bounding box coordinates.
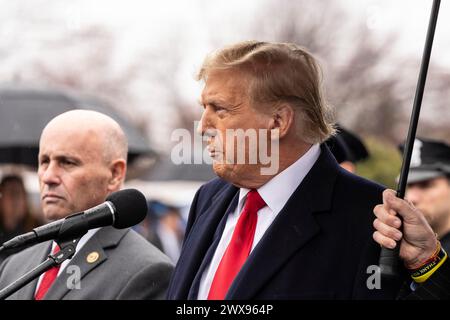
[0,227,174,300]
[167,144,450,300]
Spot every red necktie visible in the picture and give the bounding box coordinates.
[208,189,266,300]
[35,244,60,300]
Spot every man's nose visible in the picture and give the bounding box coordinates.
[40,162,61,186]
[197,109,212,136]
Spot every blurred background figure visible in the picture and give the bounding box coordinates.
[133,200,164,251]
[137,200,185,263]
[0,174,41,263]
[400,138,450,252]
[326,124,370,173]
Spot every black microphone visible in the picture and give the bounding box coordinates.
[0,189,147,251]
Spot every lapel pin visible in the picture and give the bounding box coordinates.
[86,251,100,264]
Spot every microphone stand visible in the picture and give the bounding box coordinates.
[0,237,81,300]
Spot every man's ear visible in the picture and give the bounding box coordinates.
[107,159,127,192]
[269,103,295,139]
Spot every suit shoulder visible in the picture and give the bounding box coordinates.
[195,177,232,204]
[1,241,50,268]
[0,241,50,288]
[336,168,385,199]
[120,229,173,267]
[200,177,230,194]
[115,230,174,299]
[332,168,386,228]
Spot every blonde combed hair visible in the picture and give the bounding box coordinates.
[197,41,335,143]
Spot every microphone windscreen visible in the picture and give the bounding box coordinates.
[106,189,148,229]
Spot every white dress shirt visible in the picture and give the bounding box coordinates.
[34,228,100,295]
[197,143,321,299]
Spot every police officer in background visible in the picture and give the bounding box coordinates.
[326,124,369,173]
[401,138,450,252]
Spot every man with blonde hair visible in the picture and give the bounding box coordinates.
[167,41,450,300]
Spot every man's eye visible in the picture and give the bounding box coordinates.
[214,106,227,113]
[417,181,432,189]
[211,104,226,112]
[61,160,76,166]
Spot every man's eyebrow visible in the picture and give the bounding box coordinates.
[203,98,233,108]
[56,154,81,162]
[39,154,82,162]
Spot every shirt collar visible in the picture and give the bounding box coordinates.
[52,227,100,251]
[238,143,321,215]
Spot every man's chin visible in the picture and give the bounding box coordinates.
[212,162,269,189]
[212,163,245,186]
[43,206,70,221]
[212,162,231,179]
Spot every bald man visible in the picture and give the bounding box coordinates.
[0,110,173,300]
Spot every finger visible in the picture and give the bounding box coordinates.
[373,231,397,249]
[383,190,418,222]
[382,189,401,216]
[373,218,403,241]
[373,204,402,228]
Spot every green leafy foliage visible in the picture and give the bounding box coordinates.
[356,137,402,189]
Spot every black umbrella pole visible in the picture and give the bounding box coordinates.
[379,0,440,278]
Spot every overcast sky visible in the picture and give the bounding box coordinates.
[72,0,450,104]
[1,0,448,193]
[1,0,448,146]
[341,0,450,66]
[3,1,446,63]
[48,0,450,65]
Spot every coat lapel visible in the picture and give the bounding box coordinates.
[187,191,240,299]
[14,242,52,300]
[170,183,239,299]
[226,145,339,299]
[44,227,128,300]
